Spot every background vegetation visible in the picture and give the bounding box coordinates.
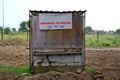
[0,32,120,46]
[86,34,120,46]
[0,22,120,46]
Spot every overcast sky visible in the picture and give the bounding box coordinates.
[0,0,120,31]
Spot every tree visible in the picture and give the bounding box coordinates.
[12,28,16,32]
[116,28,120,34]
[19,21,28,32]
[4,27,11,34]
[85,26,92,34]
[26,20,30,28]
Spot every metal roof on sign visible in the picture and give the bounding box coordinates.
[29,10,86,15]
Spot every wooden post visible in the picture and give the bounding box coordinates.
[2,0,4,40]
[97,31,99,44]
[27,30,28,41]
[1,29,3,40]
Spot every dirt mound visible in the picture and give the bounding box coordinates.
[0,71,104,80]
[0,72,21,80]
[28,71,92,80]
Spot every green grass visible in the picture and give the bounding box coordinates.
[85,66,97,71]
[0,64,96,74]
[0,32,120,46]
[0,64,30,74]
[85,34,120,46]
[0,32,29,41]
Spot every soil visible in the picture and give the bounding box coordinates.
[0,40,120,80]
[0,40,29,66]
[86,46,120,80]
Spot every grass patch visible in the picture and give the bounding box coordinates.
[85,34,120,46]
[1,32,120,46]
[0,64,96,74]
[85,66,97,71]
[0,64,30,74]
[0,32,29,41]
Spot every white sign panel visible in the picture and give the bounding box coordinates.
[39,13,72,30]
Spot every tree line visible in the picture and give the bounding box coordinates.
[85,26,120,34]
[0,20,29,34]
[0,22,120,34]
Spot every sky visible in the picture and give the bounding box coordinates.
[0,0,120,31]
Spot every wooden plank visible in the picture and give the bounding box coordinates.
[32,16,46,48]
[52,30,64,47]
[63,15,76,46]
[45,30,53,48]
[32,16,38,48]
[33,52,82,55]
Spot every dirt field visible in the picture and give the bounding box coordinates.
[0,40,120,80]
[0,40,29,66]
[86,46,120,79]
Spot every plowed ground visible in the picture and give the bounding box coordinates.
[0,40,120,80]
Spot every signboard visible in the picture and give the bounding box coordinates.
[39,13,72,30]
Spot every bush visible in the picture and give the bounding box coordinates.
[102,43,110,46]
[4,27,11,34]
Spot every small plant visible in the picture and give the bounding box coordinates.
[102,43,110,46]
[85,66,97,71]
[112,41,116,44]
